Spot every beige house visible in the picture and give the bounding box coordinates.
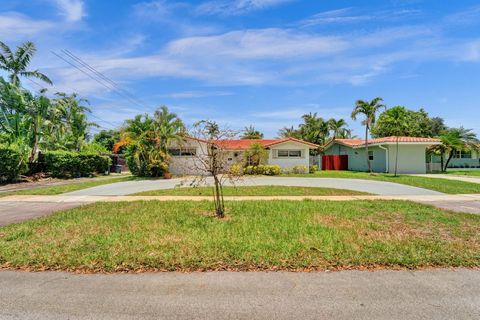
[167,137,319,175]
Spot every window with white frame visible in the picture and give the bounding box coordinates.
[168,148,197,156]
[368,150,374,161]
[277,149,302,158]
[453,150,472,159]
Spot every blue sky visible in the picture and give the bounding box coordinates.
[1,0,480,137]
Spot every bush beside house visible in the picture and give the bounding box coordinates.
[44,151,111,178]
[0,145,28,183]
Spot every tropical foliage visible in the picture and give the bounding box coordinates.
[118,107,185,177]
[372,107,446,138]
[241,125,264,139]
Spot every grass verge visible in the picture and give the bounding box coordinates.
[282,171,480,194]
[134,186,368,196]
[0,175,140,197]
[445,170,480,177]
[1,200,479,272]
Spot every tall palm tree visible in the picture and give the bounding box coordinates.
[328,118,347,138]
[351,97,385,172]
[299,112,330,145]
[241,125,264,139]
[0,41,52,87]
[278,126,300,138]
[153,106,185,155]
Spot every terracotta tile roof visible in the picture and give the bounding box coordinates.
[214,138,320,150]
[332,136,441,148]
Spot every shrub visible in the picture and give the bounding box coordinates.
[0,145,28,183]
[292,165,308,174]
[44,151,111,178]
[309,164,318,173]
[243,164,281,176]
[229,164,243,176]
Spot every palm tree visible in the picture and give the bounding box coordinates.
[153,106,185,155]
[439,127,478,172]
[328,118,347,138]
[278,126,300,138]
[0,41,52,87]
[351,97,385,172]
[241,125,263,139]
[299,112,330,145]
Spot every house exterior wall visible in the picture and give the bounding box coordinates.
[168,139,209,175]
[268,141,310,169]
[387,144,428,174]
[324,144,386,172]
[447,149,480,168]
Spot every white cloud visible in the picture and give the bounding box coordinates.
[0,12,55,41]
[196,0,293,16]
[51,0,86,22]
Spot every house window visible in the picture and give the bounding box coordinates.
[453,150,472,159]
[277,150,302,158]
[168,148,196,157]
[368,151,374,161]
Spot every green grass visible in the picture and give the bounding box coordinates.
[445,170,480,177]
[282,171,480,194]
[1,200,479,272]
[0,175,140,197]
[134,185,368,196]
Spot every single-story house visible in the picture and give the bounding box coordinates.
[323,136,442,174]
[167,137,319,175]
[430,149,480,169]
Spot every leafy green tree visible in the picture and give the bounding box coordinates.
[241,125,264,139]
[374,106,410,176]
[351,97,385,172]
[372,107,446,138]
[299,112,330,145]
[0,41,52,87]
[93,129,122,152]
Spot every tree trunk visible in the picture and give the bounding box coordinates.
[29,123,39,163]
[213,175,224,218]
[444,151,454,172]
[365,125,371,173]
[440,154,444,173]
[394,136,399,177]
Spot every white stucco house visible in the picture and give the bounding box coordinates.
[167,137,320,175]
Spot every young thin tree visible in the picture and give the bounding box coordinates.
[0,41,52,87]
[351,97,385,173]
[187,120,240,218]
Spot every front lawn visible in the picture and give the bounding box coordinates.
[445,170,480,177]
[1,200,479,272]
[0,175,139,197]
[134,186,368,196]
[282,171,480,194]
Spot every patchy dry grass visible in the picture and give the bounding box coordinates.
[0,200,479,272]
[134,186,368,196]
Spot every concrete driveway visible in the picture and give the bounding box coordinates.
[0,269,478,320]
[65,177,443,196]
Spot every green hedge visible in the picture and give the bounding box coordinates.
[44,151,111,178]
[244,165,281,176]
[0,145,28,183]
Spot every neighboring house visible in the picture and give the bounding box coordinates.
[167,137,319,175]
[429,148,480,169]
[323,137,442,174]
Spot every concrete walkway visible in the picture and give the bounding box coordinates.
[1,194,479,226]
[412,174,480,184]
[64,177,443,196]
[1,269,479,320]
